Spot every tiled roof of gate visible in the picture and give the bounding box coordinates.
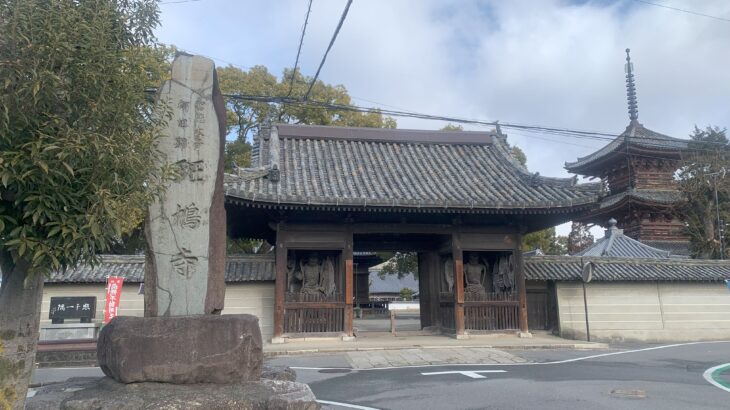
[45,254,275,284]
[565,121,689,173]
[525,255,730,282]
[226,124,601,211]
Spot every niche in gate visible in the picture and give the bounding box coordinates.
[285,250,343,303]
[457,252,516,301]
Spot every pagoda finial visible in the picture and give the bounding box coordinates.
[625,48,639,122]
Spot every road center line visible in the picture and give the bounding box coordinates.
[317,399,382,410]
[703,363,730,393]
[289,340,730,371]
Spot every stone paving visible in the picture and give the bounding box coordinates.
[345,347,528,369]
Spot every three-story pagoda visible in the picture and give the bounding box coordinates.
[565,49,690,255]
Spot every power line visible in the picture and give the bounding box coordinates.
[220,92,730,152]
[287,0,314,97]
[303,0,353,101]
[632,0,730,23]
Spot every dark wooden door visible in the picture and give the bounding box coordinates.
[527,291,549,330]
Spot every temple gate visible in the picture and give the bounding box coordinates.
[224,124,601,341]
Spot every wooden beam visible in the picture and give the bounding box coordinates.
[515,233,529,333]
[452,232,465,336]
[283,302,346,309]
[273,226,287,339]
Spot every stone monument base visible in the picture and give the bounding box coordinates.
[26,376,320,410]
[97,314,262,384]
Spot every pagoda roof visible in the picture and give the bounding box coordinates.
[597,188,684,210]
[574,219,684,258]
[225,124,601,214]
[575,188,684,224]
[565,121,689,175]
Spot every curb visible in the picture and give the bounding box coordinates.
[264,342,609,357]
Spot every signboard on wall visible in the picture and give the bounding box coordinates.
[104,276,125,324]
[49,296,96,324]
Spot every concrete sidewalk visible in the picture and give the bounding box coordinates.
[264,332,608,357]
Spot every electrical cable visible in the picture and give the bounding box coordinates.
[302,0,353,101]
[632,0,730,23]
[287,0,314,97]
[219,92,730,153]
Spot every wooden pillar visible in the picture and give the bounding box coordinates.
[344,227,354,337]
[515,233,529,333]
[273,225,287,339]
[452,232,465,336]
[417,253,431,328]
[429,252,441,328]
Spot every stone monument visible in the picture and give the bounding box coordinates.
[144,53,226,316]
[26,54,321,409]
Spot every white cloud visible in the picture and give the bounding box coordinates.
[156,0,730,237]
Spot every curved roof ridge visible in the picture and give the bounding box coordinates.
[565,122,689,172]
[492,134,579,187]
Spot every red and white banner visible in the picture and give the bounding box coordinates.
[104,276,125,323]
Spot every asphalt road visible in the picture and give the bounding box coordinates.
[33,341,730,410]
[270,341,730,410]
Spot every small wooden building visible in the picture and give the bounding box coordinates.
[224,124,600,340]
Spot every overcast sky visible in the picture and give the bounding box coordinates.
[156,0,730,237]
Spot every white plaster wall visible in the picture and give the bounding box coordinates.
[41,282,274,341]
[556,281,730,342]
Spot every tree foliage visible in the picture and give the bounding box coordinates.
[440,123,464,131]
[522,227,567,255]
[0,0,170,275]
[377,252,418,279]
[567,222,595,254]
[511,146,527,167]
[0,1,167,405]
[218,66,396,172]
[676,126,730,259]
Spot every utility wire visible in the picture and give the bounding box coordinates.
[632,0,730,23]
[287,0,314,97]
[302,0,353,101]
[219,92,730,152]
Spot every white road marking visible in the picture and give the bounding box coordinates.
[703,363,730,393]
[421,370,507,379]
[317,399,382,410]
[289,340,730,371]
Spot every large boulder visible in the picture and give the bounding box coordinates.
[97,314,262,384]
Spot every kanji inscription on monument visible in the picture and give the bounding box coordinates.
[145,54,227,316]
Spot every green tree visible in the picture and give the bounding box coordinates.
[511,146,527,167]
[377,252,418,279]
[399,288,415,301]
[522,227,567,255]
[676,126,730,259]
[217,66,396,171]
[440,123,464,131]
[0,1,168,406]
[567,222,595,254]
